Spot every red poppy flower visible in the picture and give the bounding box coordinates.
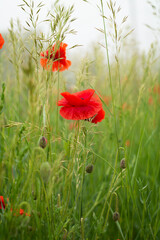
[58,89,105,123]
[0,34,5,49]
[40,42,71,72]
[0,196,30,216]
[0,196,5,209]
[12,208,31,217]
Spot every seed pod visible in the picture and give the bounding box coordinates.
[113,211,120,221]
[40,162,51,183]
[120,158,126,169]
[86,164,94,173]
[39,136,47,149]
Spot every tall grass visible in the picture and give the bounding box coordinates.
[0,0,160,239]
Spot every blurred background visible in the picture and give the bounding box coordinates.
[0,0,158,53]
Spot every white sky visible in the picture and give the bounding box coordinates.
[0,0,157,54]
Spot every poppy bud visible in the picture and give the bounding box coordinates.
[86,164,94,173]
[120,158,126,169]
[40,162,51,183]
[39,136,47,149]
[113,211,120,221]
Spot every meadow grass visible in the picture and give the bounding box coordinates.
[0,0,160,239]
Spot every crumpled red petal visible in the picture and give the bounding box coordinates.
[58,89,105,123]
[40,42,71,72]
[60,104,102,120]
[91,108,105,124]
[59,89,96,106]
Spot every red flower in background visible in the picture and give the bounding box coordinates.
[125,140,130,147]
[0,196,30,216]
[0,34,5,49]
[40,42,71,72]
[58,89,105,123]
[0,196,5,209]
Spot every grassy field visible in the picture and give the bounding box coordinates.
[0,0,160,239]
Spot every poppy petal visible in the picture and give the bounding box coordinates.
[40,42,71,72]
[59,60,71,72]
[74,89,95,104]
[40,58,52,70]
[0,196,5,209]
[58,97,71,107]
[91,108,105,124]
[60,92,83,106]
[0,34,4,49]
[60,104,101,120]
[60,89,95,106]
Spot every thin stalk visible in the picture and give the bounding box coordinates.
[100,149,119,222]
[81,218,85,240]
[80,129,87,219]
[63,121,80,217]
[100,0,120,149]
[56,71,60,136]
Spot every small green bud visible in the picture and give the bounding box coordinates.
[120,158,126,169]
[86,164,94,173]
[39,136,47,149]
[40,162,51,183]
[113,211,120,221]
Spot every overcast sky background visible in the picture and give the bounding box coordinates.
[0,0,158,54]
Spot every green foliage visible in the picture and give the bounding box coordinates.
[0,0,160,240]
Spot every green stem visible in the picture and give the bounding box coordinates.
[100,149,119,224]
[56,71,60,136]
[80,129,87,219]
[100,0,120,150]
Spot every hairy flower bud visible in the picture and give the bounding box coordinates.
[39,136,47,149]
[40,162,51,183]
[113,211,120,221]
[120,158,126,169]
[86,164,94,173]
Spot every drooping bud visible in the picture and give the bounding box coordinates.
[86,164,94,173]
[113,211,120,221]
[40,162,51,183]
[39,136,47,149]
[120,158,126,169]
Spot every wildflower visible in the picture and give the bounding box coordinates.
[0,34,5,49]
[12,208,31,216]
[0,196,5,209]
[103,96,112,106]
[40,42,71,72]
[113,211,120,221]
[122,102,129,111]
[125,140,130,147]
[148,96,153,105]
[86,164,94,173]
[58,89,105,123]
[0,196,30,216]
[39,136,47,149]
[153,84,160,95]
